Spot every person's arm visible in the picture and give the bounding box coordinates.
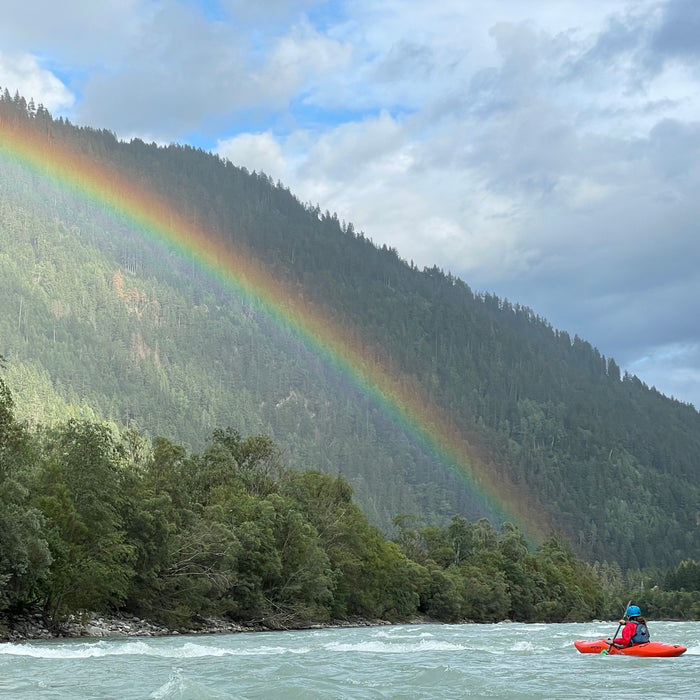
[620,622,635,646]
[613,622,634,646]
[613,619,626,645]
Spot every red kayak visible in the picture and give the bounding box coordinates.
[574,639,686,657]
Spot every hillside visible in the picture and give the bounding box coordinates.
[1,90,699,569]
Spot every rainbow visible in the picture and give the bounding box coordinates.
[0,115,547,542]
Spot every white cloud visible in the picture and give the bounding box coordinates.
[0,51,74,112]
[221,0,322,24]
[628,342,700,407]
[0,1,148,63]
[261,19,353,106]
[217,131,287,178]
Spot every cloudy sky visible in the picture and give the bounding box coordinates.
[2,0,700,408]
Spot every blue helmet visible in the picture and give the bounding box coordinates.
[626,605,641,618]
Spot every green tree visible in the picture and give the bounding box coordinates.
[666,559,700,592]
[419,562,463,621]
[257,493,334,622]
[528,537,604,622]
[0,370,51,613]
[459,564,510,621]
[32,420,136,624]
[283,471,421,620]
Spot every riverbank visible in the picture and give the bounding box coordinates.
[1,611,398,643]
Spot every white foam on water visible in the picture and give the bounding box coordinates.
[510,640,552,653]
[149,668,231,699]
[150,668,187,699]
[0,640,132,659]
[0,639,314,660]
[324,638,466,654]
[228,644,312,656]
[374,629,435,639]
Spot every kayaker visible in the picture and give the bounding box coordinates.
[613,605,650,647]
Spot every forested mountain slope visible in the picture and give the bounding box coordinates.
[1,90,698,570]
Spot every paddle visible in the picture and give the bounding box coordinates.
[601,600,631,655]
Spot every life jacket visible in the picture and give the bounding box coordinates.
[630,621,650,644]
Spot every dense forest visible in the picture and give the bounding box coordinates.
[0,89,699,577]
[2,374,699,635]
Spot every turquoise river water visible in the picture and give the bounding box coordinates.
[1,621,698,699]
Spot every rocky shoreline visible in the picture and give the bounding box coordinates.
[2,611,396,643]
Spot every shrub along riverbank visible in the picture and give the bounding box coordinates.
[2,373,699,640]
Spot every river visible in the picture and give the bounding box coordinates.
[1,621,698,698]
